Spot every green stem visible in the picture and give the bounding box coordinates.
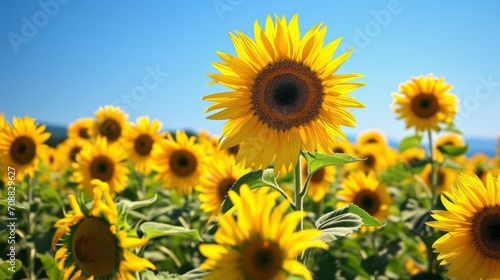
[26,176,35,280]
[427,130,438,208]
[294,157,303,231]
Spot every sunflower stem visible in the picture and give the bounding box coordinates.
[26,176,36,280]
[427,130,438,209]
[294,156,303,232]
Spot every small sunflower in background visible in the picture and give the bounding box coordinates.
[356,129,387,146]
[302,160,335,203]
[58,137,88,166]
[68,117,94,141]
[399,146,426,168]
[420,164,458,195]
[123,116,164,176]
[354,144,390,172]
[203,14,365,172]
[197,154,251,215]
[74,136,129,196]
[0,116,51,181]
[153,130,207,196]
[40,146,60,172]
[52,179,156,279]
[391,74,458,132]
[200,184,328,280]
[93,106,128,144]
[426,172,500,280]
[434,133,466,162]
[331,140,355,155]
[197,130,219,154]
[337,171,392,232]
[466,153,498,185]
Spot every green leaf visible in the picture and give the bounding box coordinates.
[0,258,22,279]
[401,199,431,235]
[379,163,413,184]
[361,254,388,276]
[118,194,157,212]
[0,197,27,209]
[302,152,364,175]
[182,268,209,279]
[140,222,202,241]
[37,253,63,280]
[437,144,468,157]
[441,159,465,171]
[143,270,187,280]
[316,212,362,242]
[40,188,63,206]
[348,204,383,226]
[440,122,463,135]
[399,135,423,152]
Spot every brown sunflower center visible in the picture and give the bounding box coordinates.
[471,206,500,260]
[354,189,381,216]
[70,146,82,163]
[427,170,445,187]
[169,149,197,177]
[411,94,439,118]
[79,128,90,139]
[227,144,239,156]
[251,60,324,131]
[72,217,118,277]
[49,155,55,165]
[333,147,345,153]
[242,239,283,279]
[99,119,121,142]
[10,136,36,165]
[134,134,154,156]
[366,138,378,144]
[217,177,236,201]
[311,168,326,183]
[89,155,115,181]
[364,154,376,168]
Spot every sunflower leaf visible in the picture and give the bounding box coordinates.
[441,159,465,170]
[37,253,63,280]
[347,203,384,226]
[40,188,63,207]
[437,144,468,157]
[440,122,463,135]
[398,135,423,152]
[302,152,364,175]
[0,258,22,279]
[140,222,202,241]
[317,213,362,242]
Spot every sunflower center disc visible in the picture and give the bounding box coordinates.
[134,134,154,156]
[70,146,82,163]
[354,189,381,216]
[411,94,439,118]
[311,168,326,183]
[79,128,90,139]
[243,239,283,279]
[10,136,36,165]
[472,207,500,260]
[364,155,376,168]
[170,150,197,177]
[99,119,121,141]
[72,217,118,277]
[251,60,324,131]
[333,147,345,153]
[217,177,236,201]
[90,155,115,181]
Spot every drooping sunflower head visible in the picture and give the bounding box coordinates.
[93,106,128,144]
[123,116,164,176]
[152,130,208,196]
[356,129,387,146]
[203,14,365,172]
[302,159,335,202]
[74,136,129,196]
[426,172,500,280]
[200,184,328,280]
[52,179,156,279]
[0,116,51,181]
[421,164,458,195]
[68,118,94,141]
[391,74,458,132]
[337,171,392,232]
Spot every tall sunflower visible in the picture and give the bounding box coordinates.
[203,14,365,172]
[93,106,128,144]
[74,136,129,196]
[391,74,458,132]
[302,159,335,202]
[0,116,51,181]
[52,179,156,279]
[123,116,164,176]
[426,172,500,280]
[336,171,392,232]
[200,184,328,280]
[68,117,94,140]
[152,131,207,196]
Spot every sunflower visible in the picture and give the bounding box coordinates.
[302,159,335,202]
[123,116,164,176]
[74,136,129,196]
[426,172,500,280]
[336,171,392,232]
[356,129,387,146]
[200,184,328,280]
[420,164,458,195]
[196,154,251,215]
[435,133,466,162]
[399,146,426,168]
[354,144,390,172]
[466,153,498,185]
[197,130,219,154]
[152,131,207,196]
[203,14,365,172]
[68,118,94,140]
[93,106,128,144]
[0,116,51,181]
[41,146,61,172]
[331,140,355,155]
[391,74,458,132]
[52,179,156,279]
[59,138,88,166]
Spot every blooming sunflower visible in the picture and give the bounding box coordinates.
[399,146,426,168]
[93,106,128,144]
[123,116,164,176]
[331,140,355,155]
[426,172,500,280]
[420,164,458,195]
[435,133,466,162]
[74,136,129,196]
[354,144,390,172]
[196,154,251,215]
[391,74,458,132]
[52,179,156,279]
[336,171,392,232]
[68,117,94,140]
[59,138,88,166]
[0,116,51,181]
[200,184,328,280]
[302,159,335,202]
[203,14,365,172]
[152,131,207,196]
[356,129,387,146]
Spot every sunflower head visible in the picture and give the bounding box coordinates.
[399,146,426,168]
[354,144,390,172]
[203,14,365,172]
[200,184,328,280]
[391,74,458,132]
[434,133,466,162]
[68,118,94,141]
[356,129,387,146]
[421,164,458,195]
[426,172,500,280]
[302,160,335,202]
[93,106,128,144]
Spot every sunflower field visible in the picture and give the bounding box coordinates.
[2,14,500,280]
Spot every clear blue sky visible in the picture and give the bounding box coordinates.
[1,1,499,141]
